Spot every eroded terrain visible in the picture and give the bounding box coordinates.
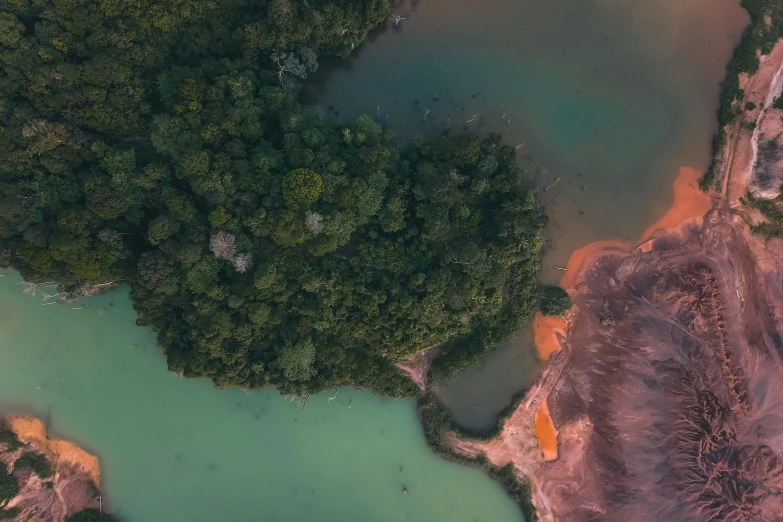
[0,416,104,522]
[543,210,783,521]
[447,39,783,522]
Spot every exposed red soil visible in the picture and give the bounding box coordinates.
[1,415,105,522]
[447,40,783,522]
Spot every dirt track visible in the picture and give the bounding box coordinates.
[447,41,783,522]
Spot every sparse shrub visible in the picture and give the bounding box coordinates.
[0,463,19,504]
[14,452,54,478]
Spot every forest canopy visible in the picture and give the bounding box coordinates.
[0,0,569,396]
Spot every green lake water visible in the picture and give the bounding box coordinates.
[0,0,752,518]
[0,272,521,522]
[306,0,747,431]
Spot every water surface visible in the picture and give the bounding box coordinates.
[0,273,521,522]
[307,0,747,429]
[0,0,753,513]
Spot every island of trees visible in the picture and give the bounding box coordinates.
[0,0,569,397]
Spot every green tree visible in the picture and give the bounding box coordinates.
[276,339,317,381]
[0,0,561,401]
[148,215,180,245]
[65,509,117,522]
[282,168,324,205]
[13,452,54,479]
[538,286,572,316]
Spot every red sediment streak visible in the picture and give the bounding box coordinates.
[531,166,713,457]
[535,400,559,461]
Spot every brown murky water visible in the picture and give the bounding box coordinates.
[308,0,747,430]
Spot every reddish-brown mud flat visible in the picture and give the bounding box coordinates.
[436,32,783,519]
[543,208,783,521]
[452,202,783,521]
[446,34,783,519]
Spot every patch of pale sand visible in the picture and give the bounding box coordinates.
[8,415,101,486]
[723,40,783,203]
[394,347,439,392]
[535,400,558,461]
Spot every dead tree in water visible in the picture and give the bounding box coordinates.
[389,14,406,26]
[544,177,561,192]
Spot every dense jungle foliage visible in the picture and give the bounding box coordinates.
[701,0,783,190]
[0,0,568,396]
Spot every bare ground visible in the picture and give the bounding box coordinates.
[446,39,783,522]
[2,416,105,522]
[722,41,783,204]
[395,347,439,392]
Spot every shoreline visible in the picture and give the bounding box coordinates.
[442,32,783,520]
[440,164,715,521]
[1,415,108,521]
[6,415,101,487]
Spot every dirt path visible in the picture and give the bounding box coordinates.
[395,347,439,392]
[449,348,570,522]
[721,41,783,205]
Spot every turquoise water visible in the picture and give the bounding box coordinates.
[0,0,753,518]
[0,272,521,522]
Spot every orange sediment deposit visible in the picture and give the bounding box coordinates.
[559,167,711,291]
[535,400,559,461]
[532,313,567,361]
[530,166,713,459]
[557,239,631,290]
[8,415,101,486]
[640,166,713,242]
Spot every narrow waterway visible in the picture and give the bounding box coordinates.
[306,0,747,431]
[0,272,522,522]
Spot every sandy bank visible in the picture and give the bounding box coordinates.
[8,415,101,486]
[1,415,106,522]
